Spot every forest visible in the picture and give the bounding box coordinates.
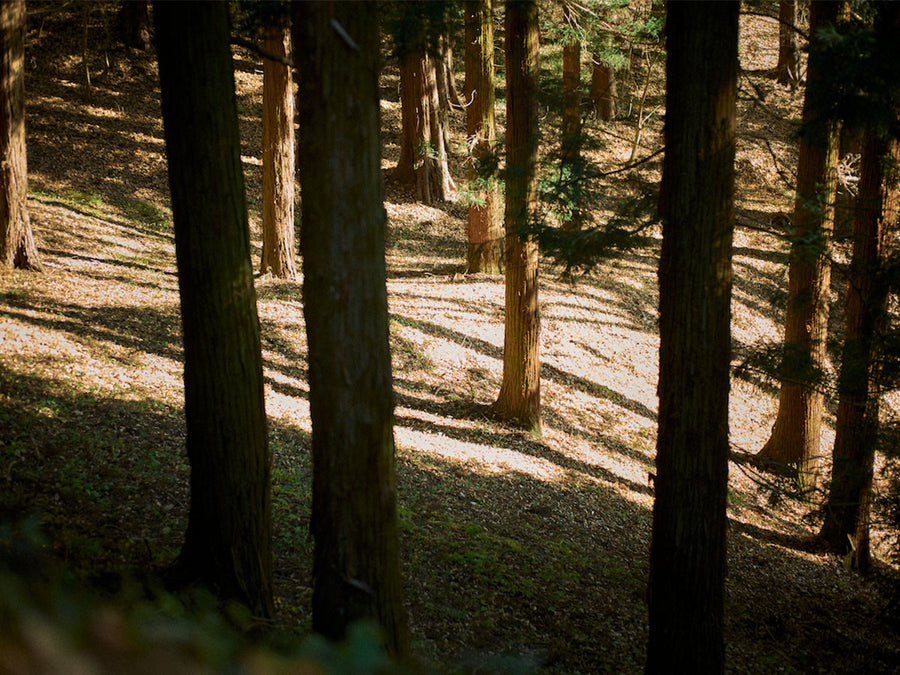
[1,0,900,673]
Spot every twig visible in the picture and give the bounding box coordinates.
[230,36,294,67]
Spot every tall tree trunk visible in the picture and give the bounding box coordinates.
[757,1,845,490]
[646,2,738,673]
[294,1,410,656]
[154,1,273,618]
[816,128,899,573]
[0,0,41,271]
[491,0,540,438]
[260,20,296,280]
[561,4,582,164]
[775,0,799,86]
[590,58,617,121]
[440,32,464,108]
[393,47,455,204]
[464,0,503,274]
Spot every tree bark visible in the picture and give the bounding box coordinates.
[775,0,799,87]
[294,1,410,656]
[590,58,617,121]
[0,0,41,271]
[154,0,273,618]
[393,49,455,204]
[646,2,738,673]
[492,0,540,438]
[816,128,898,573]
[757,1,845,490]
[260,20,296,280]
[464,0,503,274]
[561,4,582,164]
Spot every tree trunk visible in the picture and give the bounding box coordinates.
[590,58,617,121]
[561,4,582,164]
[154,0,273,618]
[393,49,455,204]
[491,0,540,438]
[0,0,41,271]
[816,128,898,573]
[757,1,845,490]
[260,21,296,280]
[294,1,410,657]
[646,2,738,673]
[441,32,464,108]
[463,0,503,274]
[118,0,150,51]
[775,0,799,86]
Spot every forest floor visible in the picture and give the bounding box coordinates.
[2,4,900,674]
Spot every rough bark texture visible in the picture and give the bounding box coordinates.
[154,0,273,618]
[590,59,617,121]
[561,4,582,164]
[464,0,503,274]
[775,0,799,86]
[294,2,410,656]
[393,49,454,204]
[0,0,40,271]
[260,21,296,280]
[816,16,900,568]
[757,1,844,489]
[492,0,540,438]
[645,2,738,673]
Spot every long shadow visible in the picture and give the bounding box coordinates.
[392,314,658,423]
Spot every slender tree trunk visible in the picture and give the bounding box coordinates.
[260,20,296,279]
[464,0,503,274]
[441,33,464,108]
[646,2,738,673]
[775,0,799,86]
[0,0,41,271]
[590,58,617,121]
[294,1,409,656]
[491,0,540,438]
[154,0,273,618]
[561,4,582,164]
[816,128,898,573]
[393,49,455,204]
[757,1,845,490]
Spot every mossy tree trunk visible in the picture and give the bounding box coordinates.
[260,19,296,279]
[646,1,738,672]
[294,1,410,657]
[154,0,273,618]
[0,0,40,271]
[491,0,541,438]
[757,1,846,490]
[463,0,503,273]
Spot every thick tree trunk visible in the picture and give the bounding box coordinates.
[590,58,617,121]
[757,1,845,490]
[463,0,503,274]
[646,2,738,673]
[393,49,455,204]
[816,128,898,572]
[154,1,273,618]
[294,1,410,656]
[561,4,582,164]
[775,0,799,86]
[492,0,540,438]
[0,0,41,271]
[260,21,296,280]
